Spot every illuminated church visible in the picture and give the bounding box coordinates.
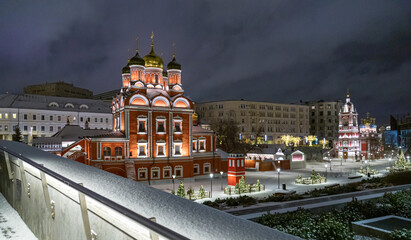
[337,91,360,159]
[61,34,223,182]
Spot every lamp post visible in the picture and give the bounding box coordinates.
[388,158,392,171]
[325,164,328,182]
[172,175,176,193]
[277,168,281,189]
[365,160,368,175]
[220,171,224,190]
[210,173,214,198]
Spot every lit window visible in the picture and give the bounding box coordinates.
[103,147,111,157]
[137,116,147,134]
[0,113,2,119]
[192,139,197,152]
[199,138,206,152]
[5,113,9,119]
[156,118,166,134]
[12,113,17,119]
[157,142,166,157]
[173,142,183,156]
[174,165,183,177]
[137,142,148,157]
[115,147,122,156]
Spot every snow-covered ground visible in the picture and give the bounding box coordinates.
[150,158,392,202]
[0,193,37,240]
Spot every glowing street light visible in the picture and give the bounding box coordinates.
[172,175,176,193]
[277,168,281,189]
[324,164,328,182]
[220,171,224,190]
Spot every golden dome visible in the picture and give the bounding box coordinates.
[143,45,163,69]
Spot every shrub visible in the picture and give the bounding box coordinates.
[390,228,411,240]
[203,200,220,209]
[237,195,257,207]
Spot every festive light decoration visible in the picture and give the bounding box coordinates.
[280,135,292,146]
[307,135,317,146]
[319,138,329,149]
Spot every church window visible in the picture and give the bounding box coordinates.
[193,164,199,175]
[174,118,182,133]
[163,167,172,178]
[192,139,197,152]
[203,163,210,174]
[155,75,159,84]
[157,142,166,157]
[199,139,206,152]
[175,166,183,177]
[103,147,111,157]
[137,116,147,134]
[173,142,182,156]
[115,147,122,156]
[137,141,148,157]
[138,168,147,180]
[151,167,160,179]
[156,118,166,134]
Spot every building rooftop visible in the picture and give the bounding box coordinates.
[0,93,111,113]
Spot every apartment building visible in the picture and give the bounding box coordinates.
[195,100,310,144]
[306,100,342,142]
[0,94,113,144]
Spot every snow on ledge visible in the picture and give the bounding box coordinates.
[0,140,297,240]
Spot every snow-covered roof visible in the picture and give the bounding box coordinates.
[216,148,229,159]
[0,94,111,113]
[0,140,296,240]
[52,125,110,141]
[192,125,214,134]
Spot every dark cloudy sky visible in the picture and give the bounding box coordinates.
[1,0,410,125]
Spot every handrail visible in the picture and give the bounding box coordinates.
[0,145,188,240]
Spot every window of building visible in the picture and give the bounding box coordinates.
[115,147,122,156]
[151,167,160,179]
[50,116,53,121]
[103,147,111,157]
[137,141,148,157]
[106,118,108,123]
[94,118,97,122]
[80,117,83,122]
[199,138,206,152]
[138,168,147,180]
[137,116,147,134]
[23,114,27,120]
[58,126,61,131]
[192,139,197,152]
[193,164,200,175]
[41,126,45,132]
[163,166,171,178]
[203,163,210,174]
[58,116,61,121]
[100,118,103,123]
[32,115,36,120]
[0,113,2,119]
[49,126,53,132]
[32,126,36,131]
[41,115,45,120]
[174,165,183,177]
[87,118,90,122]
[174,119,182,134]
[156,118,166,134]
[157,142,166,157]
[173,142,182,156]
[24,126,28,131]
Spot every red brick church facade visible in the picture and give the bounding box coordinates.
[61,36,224,182]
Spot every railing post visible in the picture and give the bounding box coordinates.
[18,159,30,198]
[40,170,55,219]
[149,217,159,240]
[4,152,14,181]
[78,183,93,240]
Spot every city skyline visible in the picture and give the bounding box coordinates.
[1,1,410,125]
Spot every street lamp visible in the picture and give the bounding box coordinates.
[277,168,281,189]
[324,164,328,182]
[388,158,392,170]
[172,175,176,193]
[365,160,368,175]
[220,171,224,190]
[210,173,214,198]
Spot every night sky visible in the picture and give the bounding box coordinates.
[1,1,410,125]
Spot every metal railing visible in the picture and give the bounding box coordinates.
[0,144,188,240]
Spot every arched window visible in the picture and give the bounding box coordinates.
[103,147,111,157]
[65,103,74,108]
[115,147,122,156]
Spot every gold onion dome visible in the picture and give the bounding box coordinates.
[129,50,145,66]
[167,55,181,70]
[143,45,163,69]
[122,60,130,74]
